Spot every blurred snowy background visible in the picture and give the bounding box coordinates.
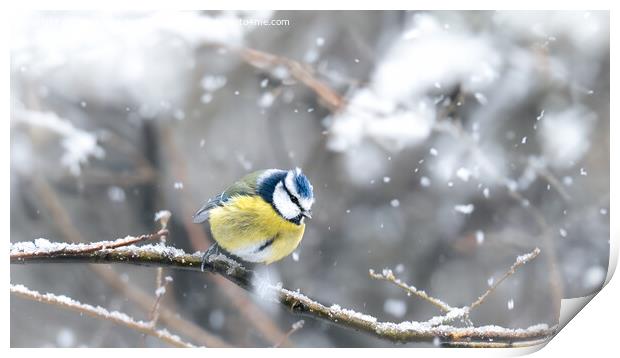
[10,10,609,347]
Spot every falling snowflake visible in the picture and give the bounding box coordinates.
[454,204,474,214]
[475,230,485,245]
[456,167,471,182]
[483,187,490,198]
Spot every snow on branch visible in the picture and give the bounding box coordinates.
[470,248,540,311]
[369,268,454,313]
[370,248,541,327]
[10,284,195,348]
[10,237,555,347]
[11,229,168,261]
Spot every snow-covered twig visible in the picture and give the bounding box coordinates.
[469,248,541,311]
[10,284,195,348]
[10,229,168,260]
[279,288,551,347]
[149,275,172,327]
[149,210,172,326]
[273,320,305,348]
[433,117,564,317]
[370,248,541,327]
[10,239,555,347]
[369,268,454,313]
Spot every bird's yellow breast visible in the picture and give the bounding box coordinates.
[208,195,305,264]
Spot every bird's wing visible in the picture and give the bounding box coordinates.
[192,170,264,224]
[192,193,225,223]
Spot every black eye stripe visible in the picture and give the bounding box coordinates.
[281,182,303,211]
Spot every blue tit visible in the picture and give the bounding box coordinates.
[193,168,314,265]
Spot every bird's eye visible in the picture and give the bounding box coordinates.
[289,194,300,206]
[281,181,303,211]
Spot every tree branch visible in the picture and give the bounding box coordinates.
[11,239,556,347]
[10,229,168,260]
[28,177,230,347]
[369,248,542,328]
[10,284,195,348]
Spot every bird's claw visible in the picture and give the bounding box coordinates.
[200,244,220,272]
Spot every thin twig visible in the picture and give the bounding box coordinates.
[469,248,541,311]
[433,120,565,317]
[274,320,305,348]
[150,266,164,325]
[149,211,171,326]
[10,240,556,347]
[371,248,542,327]
[369,269,453,313]
[10,284,195,348]
[149,275,173,327]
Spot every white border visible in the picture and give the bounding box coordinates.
[3,2,616,357]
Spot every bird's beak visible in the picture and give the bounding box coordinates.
[302,210,313,219]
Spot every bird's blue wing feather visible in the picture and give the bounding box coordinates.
[192,193,226,223]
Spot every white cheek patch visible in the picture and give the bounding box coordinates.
[273,182,301,219]
[284,169,314,211]
[299,197,315,211]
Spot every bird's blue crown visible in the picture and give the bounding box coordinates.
[294,171,313,199]
[257,168,314,203]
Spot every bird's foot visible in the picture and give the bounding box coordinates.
[200,244,221,272]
